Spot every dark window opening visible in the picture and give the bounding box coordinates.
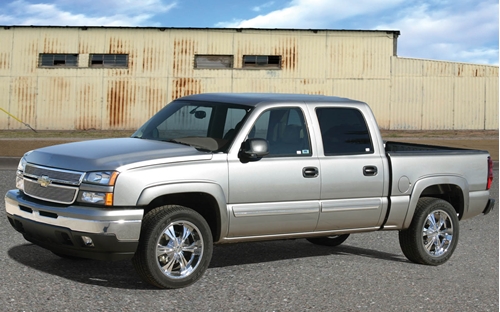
[39,54,78,67]
[195,55,233,69]
[243,55,281,69]
[316,107,373,156]
[89,54,128,68]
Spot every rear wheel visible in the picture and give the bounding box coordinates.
[399,197,459,265]
[132,205,213,289]
[306,234,350,247]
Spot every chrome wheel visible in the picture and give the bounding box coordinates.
[156,221,204,279]
[399,197,459,266]
[132,205,213,289]
[422,210,453,257]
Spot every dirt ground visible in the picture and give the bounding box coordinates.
[0,130,498,160]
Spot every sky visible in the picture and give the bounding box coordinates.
[0,0,498,65]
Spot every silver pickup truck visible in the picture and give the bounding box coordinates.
[5,93,495,289]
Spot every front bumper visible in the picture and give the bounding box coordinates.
[5,190,144,261]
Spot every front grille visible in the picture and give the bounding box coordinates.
[24,179,78,204]
[24,164,84,185]
[22,164,84,204]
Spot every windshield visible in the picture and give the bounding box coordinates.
[132,100,253,152]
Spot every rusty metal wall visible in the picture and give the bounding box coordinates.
[391,57,499,130]
[0,26,497,131]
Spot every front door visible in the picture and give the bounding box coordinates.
[227,106,321,237]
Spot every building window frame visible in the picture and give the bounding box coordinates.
[194,55,233,69]
[39,53,78,67]
[242,55,281,69]
[89,54,128,68]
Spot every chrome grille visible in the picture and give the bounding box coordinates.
[23,179,78,204]
[22,164,84,204]
[24,164,84,185]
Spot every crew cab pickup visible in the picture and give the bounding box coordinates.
[5,93,495,289]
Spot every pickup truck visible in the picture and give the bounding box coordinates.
[5,93,495,289]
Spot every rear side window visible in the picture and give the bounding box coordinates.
[316,108,373,155]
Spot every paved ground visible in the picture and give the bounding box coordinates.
[0,169,497,311]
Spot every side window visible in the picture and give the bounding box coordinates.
[316,108,373,155]
[249,107,311,157]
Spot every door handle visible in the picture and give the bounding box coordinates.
[363,166,378,176]
[303,167,319,178]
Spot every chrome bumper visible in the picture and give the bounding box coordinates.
[5,189,143,241]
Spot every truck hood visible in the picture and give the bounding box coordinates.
[25,138,212,172]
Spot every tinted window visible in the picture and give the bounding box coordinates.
[249,107,311,157]
[132,100,251,152]
[316,108,373,155]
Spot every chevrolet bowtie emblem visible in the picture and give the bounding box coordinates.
[38,175,52,188]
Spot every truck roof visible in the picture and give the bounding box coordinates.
[178,93,364,107]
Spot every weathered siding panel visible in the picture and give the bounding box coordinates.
[0,77,11,128]
[454,77,485,130]
[421,78,454,129]
[0,27,497,131]
[391,57,498,130]
[485,76,499,129]
[0,29,13,75]
[10,77,37,130]
[75,77,103,130]
[37,77,76,130]
[391,77,424,130]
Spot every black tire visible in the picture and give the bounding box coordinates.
[132,205,213,289]
[399,197,459,265]
[306,234,350,247]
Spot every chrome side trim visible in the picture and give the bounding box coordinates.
[321,198,382,213]
[219,226,381,243]
[232,201,319,217]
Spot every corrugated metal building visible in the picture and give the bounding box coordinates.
[0,26,497,130]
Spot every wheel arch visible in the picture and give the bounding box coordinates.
[403,176,468,229]
[136,182,228,242]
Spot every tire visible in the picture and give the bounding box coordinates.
[132,205,213,289]
[399,197,459,266]
[306,234,350,247]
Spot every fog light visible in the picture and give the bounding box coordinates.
[81,236,94,247]
[81,192,106,204]
[16,176,24,190]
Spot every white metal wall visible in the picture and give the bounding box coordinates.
[0,26,497,131]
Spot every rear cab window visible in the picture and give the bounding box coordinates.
[316,107,373,155]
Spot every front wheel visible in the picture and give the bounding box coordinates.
[132,205,213,289]
[399,197,459,265]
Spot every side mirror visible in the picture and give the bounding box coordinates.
[194,111,207,119]
[239,138,269,161]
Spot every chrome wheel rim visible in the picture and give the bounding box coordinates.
[422,209,454,257]
[156,221,204,279]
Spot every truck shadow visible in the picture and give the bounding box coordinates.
[8,239,407,290]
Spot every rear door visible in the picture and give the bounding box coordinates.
[314,107,386,231]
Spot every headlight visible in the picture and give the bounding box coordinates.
[80,171,119,206]
[83,171,119,186]
[17,151,33,172]
[16,151,33,191]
